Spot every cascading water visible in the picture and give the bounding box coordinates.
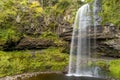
[67,3,96,77]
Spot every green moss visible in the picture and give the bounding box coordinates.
[0,48,69,77]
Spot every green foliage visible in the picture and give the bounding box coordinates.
[40,31,66,47]
[101,0,120,27]
[0,0,84,47]
[54,0,71,14]
[0,0,119,47]
[0,51,32,76]
[0,0,43,44]
[94,59,120,79]
[31,47,69,71]
[0,48,69,77]
[109,60,120,78]
[40,31,57,39]
[85,0,94,3]
[88,60,108,71]
[0,29,20,41]
[95,60,108,70]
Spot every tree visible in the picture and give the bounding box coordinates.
[0,0,43,43]
[101,0,120,27]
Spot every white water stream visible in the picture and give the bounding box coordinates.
[67,3,96,77]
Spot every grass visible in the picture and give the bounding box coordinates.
[0,47,69,77]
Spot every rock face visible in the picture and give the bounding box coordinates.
[2,23,120,58]
[3,37,57,51]
[60,25,120,58]
[97,34,120,57]
[15,37,55,50]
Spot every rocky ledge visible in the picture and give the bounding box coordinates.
[60,25,120,58]
[2,25,120,58]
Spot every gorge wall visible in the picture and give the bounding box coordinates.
[60,25,120,58]
[1,23,120,58]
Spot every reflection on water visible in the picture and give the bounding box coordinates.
[25,73,106,80]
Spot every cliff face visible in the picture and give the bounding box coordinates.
[2,22,71,51]
[2,23,120,58]
[60,25,120,58]
[96,31,120,57]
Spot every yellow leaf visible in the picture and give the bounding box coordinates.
[30,1,40,8]
[35,7,43,13]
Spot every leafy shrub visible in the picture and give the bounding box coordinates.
[94,59,120,79]
[101,0,120,27]
[109,60,120,78]
[0,48,69,77]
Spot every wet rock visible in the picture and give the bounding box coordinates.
[97,39,120,57]
[60,25,120,58]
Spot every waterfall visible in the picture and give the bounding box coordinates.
[93,0,102,50]
[93,0,102,27]
[66,0,107,77]
[67,3,95,77]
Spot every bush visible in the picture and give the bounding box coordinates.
[0,47,69,77]
[94,59,120,79]
[109,60,120,78]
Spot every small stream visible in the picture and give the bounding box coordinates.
[24,73,106,80]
